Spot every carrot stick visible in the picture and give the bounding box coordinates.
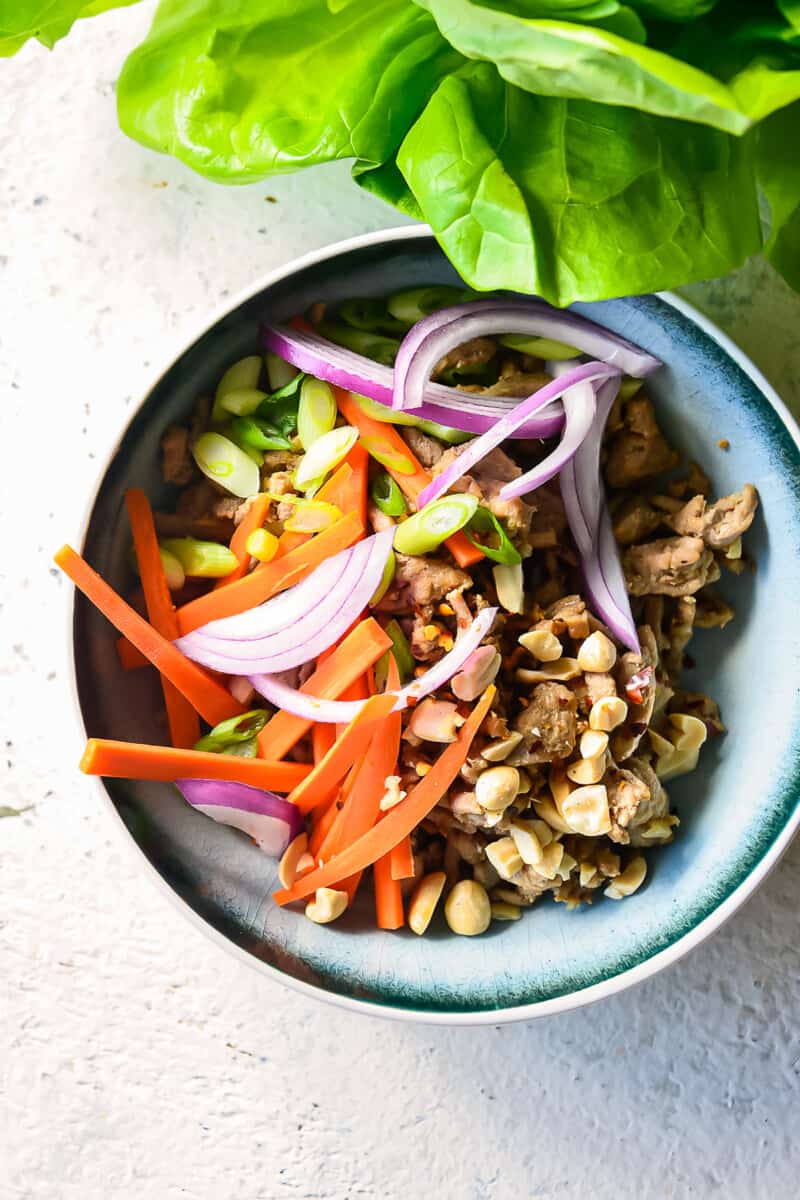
[343,442,368,527]
[271,462,354,556]
[55,546,246,728]
[175,511,364,635]
[80,738,310,791]
[335,389,483,569]
[335,676,369,739]
[125,490,201,750]
[286,693,398,815]
[312,723,335,764]
[256,618,391,760]
[374,852,404,929]
[273,685,495,904]
[390,836,415,881]
[116,636,148,671]
[309,795,342,859]
[214,493,271,588]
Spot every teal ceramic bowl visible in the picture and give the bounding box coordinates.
[71,227,800,1023]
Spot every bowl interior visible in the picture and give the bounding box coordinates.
[74,231,800,1016]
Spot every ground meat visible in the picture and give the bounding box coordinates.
[380,553,470,616]
[154,511,234,542]
[612,495,664,546]
[539,594,590,640]
[604,395,679,489]
[433,336,497,377]
[606,765,651,844]
[663,596,696,679]
[213,496,243,521]
[508,865,556,903]
[513,682,578,762]
[367,501,396,534]
[612,626,658,759]
[266,470,295,496]
[583,671,618,705]
[665,484,758,549]
[477,370,553,398]
[626,758,668,843]
[667,460,711,499]
[693,591,736,629]
[260,449,301,478]
[624,536,720,596]
[431,444,533,537]
[401,426,444,468]
[160,424,195,486]
[526,480,568,547]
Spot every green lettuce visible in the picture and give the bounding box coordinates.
[3,0,800,305]
[0,0,139,55]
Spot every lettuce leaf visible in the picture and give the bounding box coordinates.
[758,101,800,290]
[392,62,761,304]
[116,0,461,182]
[0,0,139,55]
[417,0,800,133]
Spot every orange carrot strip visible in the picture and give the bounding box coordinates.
[80,738,310,791]
[55,546,246,728]
[256,618,391,760]
[309,795,342,859]
[175,511,364,635]
[335,389,482,569]
[312,723,336,764]
[335,676,369,739]
[214,493,271,588]
[273,686,495,903]
[116,636,148,671]
[125,490,201,750]
[272,463,355,556]
[286,694,398,815]
[390,836,415,881]
[343,441,369,527]
[374,852,404,929]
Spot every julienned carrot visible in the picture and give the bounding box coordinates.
[175,511,364,635]
[312,723,336,764]
[55,546,246,728]
[273,685,495,904]
[287,696,400,816]
[343,442,368,527]
[125,490,200,750]
[335,676,369,738]
[117,636,148,671]
[309,795,342,859]
[256,618,391,760]
[286,693,399,815]
[374,852,404,930]
[80,738,310,792]
[390,836,415,881]
[214,493,272,588]
[335,389,483,569]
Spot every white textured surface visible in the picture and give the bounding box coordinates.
[3,8,800,1197]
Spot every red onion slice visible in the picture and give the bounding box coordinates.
[176,778,303,857]
[262,324,564,440]
[416,364,615,509]
[249,607,498,723]
[559,376,639,653]
[393,299,660,412]
[175,531,393,674]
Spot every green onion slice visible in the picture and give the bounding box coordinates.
[393,494,478,556]
[317,321,400,366]
[264,351,298,391]
[370,472,407,517]
[359,434,416,476]
[374,619,415,690]
[297,377,337,450]
[192,432,261,499]
[216,387,268,417]
[386,286,474,327]
[465,506,522,565]
[338,298,405,336]
[213,355,262,421]
[160,537,240,579]
[295,425,358,490]
[498,334,581,360]
[369,549,396,607]
[228,416,293,453]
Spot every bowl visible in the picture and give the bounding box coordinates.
[71,226,800,1023]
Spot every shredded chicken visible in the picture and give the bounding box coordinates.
[380,553,470,616]
[513,682,578,762]
[402,426,444,469]
[433,336,496,377]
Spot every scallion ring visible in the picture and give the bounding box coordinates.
[465,506,522,565]
[370,472,407,517]
[297,377,337,450]
[192,432,260,499]
[393,494,478,556]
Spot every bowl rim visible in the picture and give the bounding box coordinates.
[66,223,800,1025]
